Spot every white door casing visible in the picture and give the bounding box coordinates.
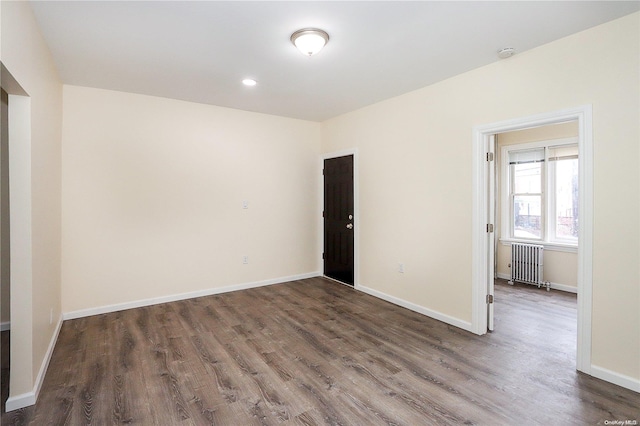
[471,105,593,375]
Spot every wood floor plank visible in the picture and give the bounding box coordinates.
[2,278,639,425]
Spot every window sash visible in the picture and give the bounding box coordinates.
[548,147,579,242]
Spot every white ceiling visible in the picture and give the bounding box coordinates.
[29,1,640,122]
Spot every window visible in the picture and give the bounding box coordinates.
[501,138,578,248]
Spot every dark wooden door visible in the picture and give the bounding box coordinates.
[324,155,354,286]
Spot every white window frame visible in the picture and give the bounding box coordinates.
[500,137,579,253]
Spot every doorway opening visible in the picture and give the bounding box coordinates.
[492,122,580,368]
[472,105,593,375]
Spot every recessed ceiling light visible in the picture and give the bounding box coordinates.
[497,47,516,59]
[291,28,329,56]
[242,79,257,86]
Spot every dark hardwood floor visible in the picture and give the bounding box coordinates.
[2,277,638,425]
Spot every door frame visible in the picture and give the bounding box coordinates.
[471,105,593,375]
[2,63,38,410]
[320,149,359,288]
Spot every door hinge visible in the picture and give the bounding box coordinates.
[486,294,494,304]
[322,211,325,218]
[486,152,494,162]
[322,168,325,175]
[322,253,325,260]
[487,224,494,233]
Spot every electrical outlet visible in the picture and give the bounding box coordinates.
[242,200,249,209]
[398,263,404,273]
[242,255,249,264]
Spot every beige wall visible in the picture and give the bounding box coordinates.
[496,122,579,289]
[1,0,63,398]
[61,86,321,314]
[321,13,639,380]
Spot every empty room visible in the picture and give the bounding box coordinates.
[1,1,639,424]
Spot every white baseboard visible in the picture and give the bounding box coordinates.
[5,314,63,412]
[356,284,474,333]
[1,321,10,331]
[496,272,577,294]
[590,365,640,393]
[63,272,321,321]
[548,282,578,294]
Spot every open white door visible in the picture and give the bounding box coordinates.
[487,134,496,331]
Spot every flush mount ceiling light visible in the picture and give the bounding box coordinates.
[497,47,516,59]
[242,78,257,86]
[290,28,329,56]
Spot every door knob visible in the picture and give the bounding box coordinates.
[346,223,353,229]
